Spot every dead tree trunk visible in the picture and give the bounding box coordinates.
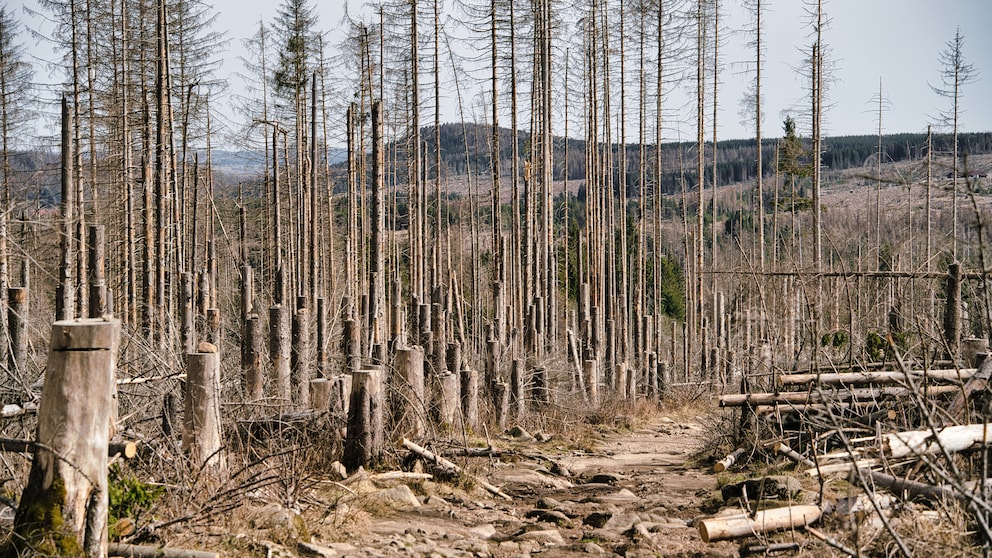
[460,368,479,430]
[184,349,225,470]
[180,272,194,354]
[6,287,27,390]
[292,298,311,408]
[394,346,426,437]
[87,225,107,318]
[244,314,263,400]
[56,97,75,322]
[344,367,384,471]
[270,304,291,402]
[944,262,962,361]
[9,318,120,557]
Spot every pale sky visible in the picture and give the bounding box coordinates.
[13,0,992,145]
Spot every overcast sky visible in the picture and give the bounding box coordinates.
[14,0,992,144]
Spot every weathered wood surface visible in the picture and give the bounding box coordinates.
[394,347,425,436]
[881,422,992,458]
[108,543,219,558]
[720,385,958,407]
[778,368,976,387]
[713,448,745,473]
[184,351,225,470]
[697,504,821,542]
[10,318,121,557]
[773,442,815,468]
[344,368,385,471]
[864,469,968,502]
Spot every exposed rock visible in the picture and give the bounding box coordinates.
[583,511,612,528]
[254,504,297,529]
[516,528,566,545]
[297,541,355,557]
[577,541,607,554]
[525,509,570,526]
[601,512,640,531]
[469,523,498,539]
[508,426,535,441]
[328,461,347,480]
[591,488,640,505]
[536,497,563,510]
[586,472,622,485]
[373,484,422,508]
[549,461,572,477]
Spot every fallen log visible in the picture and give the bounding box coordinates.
[368,471,434,482]
[778,369,975,388]
[773,442,815,468]
[754,401,880,416]
[881,422,992,458]
[862,469,965,502]
[806,459,879,477]
[109,543,219,558]
[117,373,186,385]
[0,438,138,457]
[697,505,822,542]
[400,437,511,500]
[740,542,801,556]
[806,526,857,557]
[719,385,958,407]
[439,446,504,458]
[713,448,746,473]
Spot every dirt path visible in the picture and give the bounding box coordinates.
[251,413,739,557]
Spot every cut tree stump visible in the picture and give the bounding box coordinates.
[9,318,120,557]
[394,347,425,436]
[344,368,385,471]
[184,351,225,470]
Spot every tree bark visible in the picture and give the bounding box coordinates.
[184,350,224,470]
[10,318,121,557]
[697,505,821,543]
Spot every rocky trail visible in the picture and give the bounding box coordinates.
[231,410,743,558]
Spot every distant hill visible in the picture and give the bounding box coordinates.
[206,148,348,178]
[330,123,992,196]
[6,129,990,207]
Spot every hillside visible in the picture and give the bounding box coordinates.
[332,124,992,196]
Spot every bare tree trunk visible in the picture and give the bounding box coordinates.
[369,101,385,355]
[57,97,75,321]
[10,318,121,557]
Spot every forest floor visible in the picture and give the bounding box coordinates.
[154,398,754,557]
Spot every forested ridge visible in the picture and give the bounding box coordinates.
[338,125,992,195]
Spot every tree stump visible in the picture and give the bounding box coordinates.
[270,304,291,402]
[437,373,460,427]
[292,304,311,408]
[394,347,425,437]
[344,368,384,471]
[582,361,598,406]
[184,350,225,470]
[8,318,120,557]
[460,368,479,430]
[493,381,510,430]
[310,378,331,411]
[510,359,525,421]
[243,314,263,400]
